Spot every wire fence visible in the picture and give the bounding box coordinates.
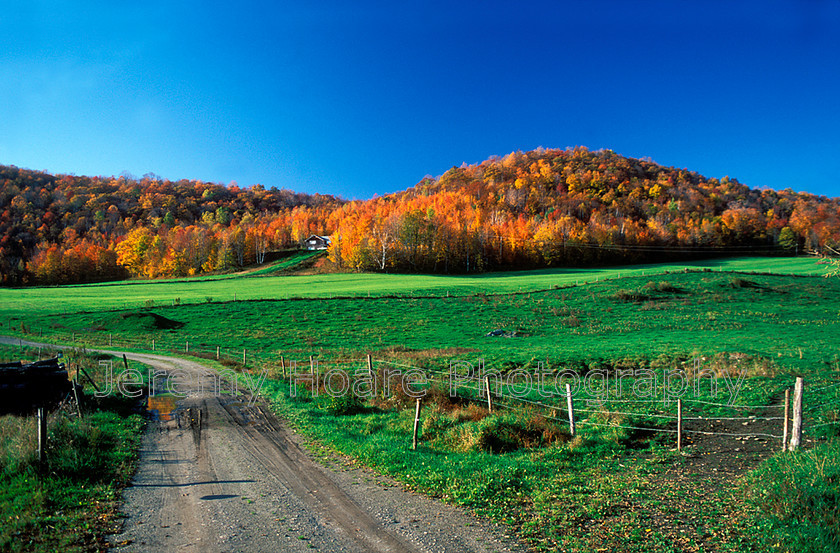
[7,330,839,451]
[376,359,839,449]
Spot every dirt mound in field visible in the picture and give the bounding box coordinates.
[120,312,185,330]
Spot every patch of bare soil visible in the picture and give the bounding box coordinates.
[591,401,796,552]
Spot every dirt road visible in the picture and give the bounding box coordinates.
[1,338,529,553]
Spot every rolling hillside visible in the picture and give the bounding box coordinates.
[2,147,839,285]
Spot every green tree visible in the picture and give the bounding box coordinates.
[215,207,231,225]
[778,226,798,253]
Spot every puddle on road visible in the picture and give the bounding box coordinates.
[147,395,178,421]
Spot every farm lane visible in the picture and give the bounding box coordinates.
[0,337,528,553]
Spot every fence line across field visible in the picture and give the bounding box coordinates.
[808,381,840,392]
[453,381,788,423]
[452,374,810,451]
[806,421,840,430]
[492,392,789,441]
[681,398,782,410]
[683,415,786,421]
[473,388,785,435]
[804,398,840,411]
[11,334,832,452]
[683,428,783,439]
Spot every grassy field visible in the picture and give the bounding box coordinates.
[244,250,322,276]
[1,256,838,552]
[0,256,829,319]
[7,265,840,380]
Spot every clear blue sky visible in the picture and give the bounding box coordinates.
[2,0,839,200]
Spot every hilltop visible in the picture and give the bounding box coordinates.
[330,147,839,272]
[0,166,342,284]
[2,147,839,284]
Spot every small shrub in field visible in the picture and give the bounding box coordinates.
[460,403,490,422]
[321,392,363,416]
[424,409,569,453]
[611,290,651,303]
[360,417,384,435]
[421,411,457,439]
[423,384,458,411]
[642,280,683,294]
[728,277,758,288]
[613,281,684,303]
[562,314,581,327]
[370,369,419,410]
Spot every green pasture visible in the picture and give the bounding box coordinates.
[0,256,828,319]
[1,256,838,552]
[8,269,839,380]
[249,250,322,274]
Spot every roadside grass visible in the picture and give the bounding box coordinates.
[0,345,145,553]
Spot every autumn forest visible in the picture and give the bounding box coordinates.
[2,147,839,285]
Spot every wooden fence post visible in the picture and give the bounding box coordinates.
[216,345,220,360]
[37,407,47,467]
[367,354,375,393]
[565,383,576,436]
[412,397,422,450]
[280,355,286,378]
[72,379,83,417]
[677,398,683,452]
[243,349,247,367]
[485,376,493,413]
[185,341,189,353]
[789,377,804,451]
[782,388,790,452]
[152,339,155,351]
